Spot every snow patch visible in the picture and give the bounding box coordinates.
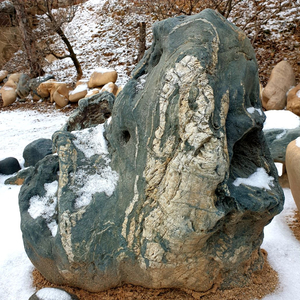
[69,83,88,95]
[72,123,119,209]
[264,110,300,130]
[73,167,119,209]
[296,90,300,98]
[36,288,72,300]
[28,181,58,236]
[247,107,263,116]
[94,67,115,74]
[233,168,274,190]
[136,73,148,92]
[2,86,14,91]
[72,124,108,158]
[296,137,300,148]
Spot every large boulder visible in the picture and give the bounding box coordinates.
[0,157,21,175]
[262,61,296,110]
[19,10,283,293]
[286,139,300,211]
[23,138,53,167]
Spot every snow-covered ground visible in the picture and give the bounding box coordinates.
[0,108,300,300]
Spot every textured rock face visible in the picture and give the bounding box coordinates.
[19,9,284,293]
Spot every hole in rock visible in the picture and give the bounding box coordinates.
[121,130,131,144]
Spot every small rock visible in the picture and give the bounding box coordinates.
[0,157,21,175]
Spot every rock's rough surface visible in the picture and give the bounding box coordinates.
[62,91,114,132]
[0,157,21,175]
[23,138,53,167]
[19,10,283,293]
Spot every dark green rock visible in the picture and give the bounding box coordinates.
[19,9,284,293]
[264,127,300,163]
[23,138,52,167]
[0,157,21,175]
[16,73,31,99]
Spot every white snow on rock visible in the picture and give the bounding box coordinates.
[71,122,119,209]
[296,90,300,98]
[28,181,58,237]
[233,167,274,190]
[247,107,263,116]
[69,83,88,95]
[73,167,119,209]
[296,137,300,148]
[72,124,108,158]
[36,287,72,300]
[263,110,300,130]
[93,67,116,74]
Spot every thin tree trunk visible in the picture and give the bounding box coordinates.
[12,0,44,78]
[46,7,83,81]
[56,26,82,80]
[137,21,146,63]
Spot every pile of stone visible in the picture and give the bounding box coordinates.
[0,67,122,108]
